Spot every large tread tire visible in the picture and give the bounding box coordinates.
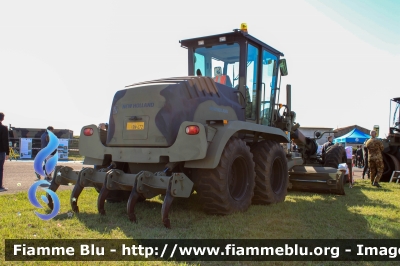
[323,145,346,195]
[194,137,255,215]
[382,153,400,182]
[323,145,347,169]
[331,173,345,195]
[251,140,288,204]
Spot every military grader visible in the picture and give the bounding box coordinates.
[47,24,347,228]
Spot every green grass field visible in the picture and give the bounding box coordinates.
[66,154,84,161]
[1,179,399,265]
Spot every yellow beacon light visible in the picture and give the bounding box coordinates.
[240,23,248,32]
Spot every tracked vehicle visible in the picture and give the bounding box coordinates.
[48,24,347,228]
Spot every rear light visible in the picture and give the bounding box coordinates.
[185,125,200,135]
[83,128,94,136]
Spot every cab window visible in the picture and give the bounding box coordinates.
[194,43,240,88]
[246,44,259,120]
[260,50,278,125]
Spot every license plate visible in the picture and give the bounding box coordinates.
[126,121,145,130]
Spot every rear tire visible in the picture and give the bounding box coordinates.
[331,172,345,195]
[194,137,255,215]
[324,145,347,168]
[323,145,346,195]
[382,153,400,182]
[251,140,288,204]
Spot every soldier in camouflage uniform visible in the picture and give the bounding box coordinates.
[365,130,384,187]
[362,144,370,179]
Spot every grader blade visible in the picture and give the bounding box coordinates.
[289,166,345,195]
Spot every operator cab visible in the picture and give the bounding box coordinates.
[390,97,400,135]
[180,23,288,127]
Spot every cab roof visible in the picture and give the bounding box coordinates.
[179,29,284,57]
[392,97,400,103]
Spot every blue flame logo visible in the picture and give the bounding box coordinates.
[28,130,60,220]
[34,130,59,177]
[28,180,60,220]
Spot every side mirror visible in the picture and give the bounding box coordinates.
[315,131,321,138]
[279,59,288,76]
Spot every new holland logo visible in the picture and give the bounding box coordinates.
[122,102,155,109]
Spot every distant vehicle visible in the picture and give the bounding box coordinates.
[380,97,400,181]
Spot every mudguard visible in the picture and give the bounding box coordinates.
[184,120,289,169]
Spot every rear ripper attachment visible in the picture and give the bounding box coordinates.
[47,166,193,228]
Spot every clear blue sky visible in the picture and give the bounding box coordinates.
[1,0,398,137]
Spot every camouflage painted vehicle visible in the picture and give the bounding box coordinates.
[48,24,346,228]
[380,97,400,181]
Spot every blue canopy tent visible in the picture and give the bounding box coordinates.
[333,128,371,144]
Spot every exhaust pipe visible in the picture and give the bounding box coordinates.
[286,84,291,113]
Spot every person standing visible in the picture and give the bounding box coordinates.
[0,112,9,192]
[356,145,364,167]
[362,144,370,179]
[365,130,384,187]
[321,135,334,162]
[354,145,359,167]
